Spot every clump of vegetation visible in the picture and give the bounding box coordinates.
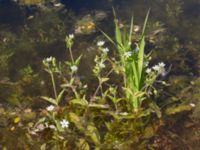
[14,11,192,150]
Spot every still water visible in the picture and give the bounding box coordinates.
[0,0,200,149]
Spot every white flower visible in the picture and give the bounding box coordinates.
[97,41,105,47]
[60,119,69,128]
[99,62,105,68]
[124,51,132,58]
[190,103,195,107]
[146,68,152,74]
[69,34,74,39]
[152,65,160,71]
[71,65,78,72]
[46,105,55,111]
[102,47,109,53]
[158,62,165,68]
[46,56,53,62]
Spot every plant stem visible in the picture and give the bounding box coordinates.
[69,47,74,63]
[50,72,58,99]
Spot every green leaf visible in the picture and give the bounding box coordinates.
[68,112,84,130]
[141,9,150,36]
[70,98,88,107]
[113,11,122,49]
[109,110,150,120]
[56,89,65,105]
[86,124,100,145]
[149,102,162,118]
[165,104,193,115]
[100,77,109,83]
[131,60,139,89]
[99,28,116,47]
[138,36,145,84]
[88,103,109,109]
[36,117,46,124]
[75,55,82,65]
[128,16,134,44]
[138,10,150,87]
[77,139,90,150]
[41,96,57,105]
[70,77,75,85]
[40,144,46,150]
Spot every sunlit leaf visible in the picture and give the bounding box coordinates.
[86,124,100,145]
[75,55,82,65]
[40,144,46,150]
[68,112,84,130]
[35,117,46,125]
[41,96,57,105]
[165,104,193,115]
[100,77,109,83]
[138,36,145,83]
[53,119,64,132]
[77,139,90,150]
[56,89,65,105]
[109,110,150,120]
[88,103,109,109]
[70,98,88,107]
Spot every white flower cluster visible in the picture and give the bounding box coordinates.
[71,65,78,72]
[97,41,105,47]
[46,56,54,62]
[97,41,109,53]
[102,47,109,53]
[124,51,132,58]
[146,62,166,74]
[46,105,55,111]
[43,56,56,68]
[68,34,74,39]
[99,62,106,68]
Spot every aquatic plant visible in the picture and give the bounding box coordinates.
[35,28,163,150]
[25,12,195,150]
[100,9,167,112]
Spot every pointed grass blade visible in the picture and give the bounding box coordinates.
[141,9,150,36]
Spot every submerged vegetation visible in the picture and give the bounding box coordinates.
[0,0,200,149]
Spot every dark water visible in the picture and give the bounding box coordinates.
[0,0,200,149]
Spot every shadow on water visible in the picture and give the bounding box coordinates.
[0,0,24,31]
